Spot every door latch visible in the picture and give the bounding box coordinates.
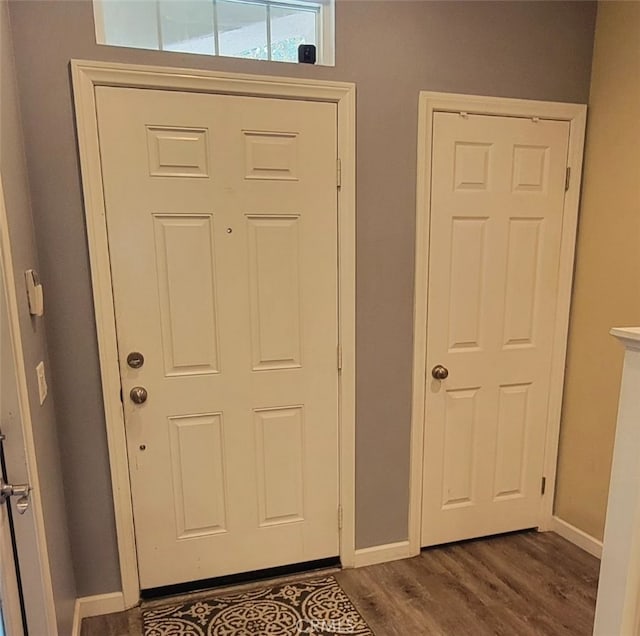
[0,479,31,514]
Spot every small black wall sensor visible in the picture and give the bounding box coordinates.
[298,44,317,64]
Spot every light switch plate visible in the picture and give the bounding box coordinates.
[36,361,47,405]
[25,269,44,316]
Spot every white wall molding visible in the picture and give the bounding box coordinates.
[353,541,415,568]
[410,91,587,551]
[549,516,602,559]
[72,592,126,636]
[71,59,357,600]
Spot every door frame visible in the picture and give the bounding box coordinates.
[409,92,587,554]
[71,60,356,608]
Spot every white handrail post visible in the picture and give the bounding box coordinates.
[594,328,640,636]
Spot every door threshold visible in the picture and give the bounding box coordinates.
[421,527,537,552]
[141,556,341,602]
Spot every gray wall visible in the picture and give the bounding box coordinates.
[0,2,76,632]
[8,0,596,597]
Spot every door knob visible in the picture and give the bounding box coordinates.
[431,365,449,380]
[0,479,30,514]
[130,386,148,404]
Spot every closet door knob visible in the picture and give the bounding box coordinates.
[431,365,449,380]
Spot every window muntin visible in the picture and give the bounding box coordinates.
[95,0,334,65]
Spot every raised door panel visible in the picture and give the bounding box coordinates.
[254,406,305,526]
[511,145,549,193]
[146,126,210,178]
[493,384,531,500]
[247,215,302,371]
[453,142,492,191]
[153,214,220,376]
[441,388,479,508]
[168,413,228,538]
[447,218,488,352]
[244,131,299,181]
[502,218,544,349]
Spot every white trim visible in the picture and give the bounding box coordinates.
[72,592,126,636]
[550,517,602,559]
[610,327,640,349]
[71,59,356,604]
[539,103,587,531]
[409,91,587,551]
[353,541,412,568]
[319,0,335,66]
[0,180,58,633]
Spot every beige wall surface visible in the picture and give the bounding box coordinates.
[0,1,75,632]
[8,0,596,596]
[555,2,640,541]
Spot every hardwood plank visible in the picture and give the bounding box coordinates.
[80,531,599,635]
[80,608,141,636]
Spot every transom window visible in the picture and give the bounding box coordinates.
[94,0,335,65]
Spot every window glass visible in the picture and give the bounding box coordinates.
[159,0,215,55]
[100,0,160,50]
[95,0,334,65]
[218,0,268,60]
[270,6,317,62]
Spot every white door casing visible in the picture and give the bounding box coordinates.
[72,61,356,605]
[410,93,586,553]
[97,86,339,588]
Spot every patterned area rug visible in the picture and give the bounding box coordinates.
[142,575,373,635]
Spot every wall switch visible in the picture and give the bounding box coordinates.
[25,269,44,316]
[36,361,47,405]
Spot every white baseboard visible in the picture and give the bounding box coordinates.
[550,516,603,559]
[353,540,416,568]
[71,592,126,636]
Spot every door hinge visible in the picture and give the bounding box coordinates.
[541,476,547,495]
[565,167,571,192]
[337,344,343,371]
[336,158,342,188]
[338,505,343,529]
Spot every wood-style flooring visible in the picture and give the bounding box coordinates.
[81,531,599,635]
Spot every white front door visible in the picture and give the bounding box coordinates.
[421,112,570,546]
[96,87,340,589]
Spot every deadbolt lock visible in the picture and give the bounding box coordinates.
[127,352,145,369]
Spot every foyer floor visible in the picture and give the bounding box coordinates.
[81,531,599,635]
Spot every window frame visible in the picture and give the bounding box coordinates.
[93,0,335,66]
